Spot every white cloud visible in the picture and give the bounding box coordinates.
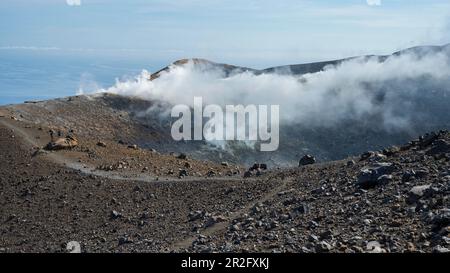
[366,0,381,6]
[66,0,81,6]
[94,50,450,132]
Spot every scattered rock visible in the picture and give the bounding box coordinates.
[315,241,332,252]
[204,215,227,228]
[118,236,133,245]
[188,210,204,221]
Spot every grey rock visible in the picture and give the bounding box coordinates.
[433,245,450,253]
[308,234,319,242]
[366,241,385,253]
[66,241,81,253]
[407,184,432,204]
[118,236,133,245]
[230,224,240,232]
[110,210,121,219]
[188,210,204,221]
[356,163,395,189]
[315,241,332,252]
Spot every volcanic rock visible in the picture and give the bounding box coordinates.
[356,163,395,189]
[66,241,81,253]
[299,155,316,166]
[407,184,432,204]
[45,136,78,150]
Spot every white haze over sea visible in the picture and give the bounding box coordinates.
[94,50,450,131]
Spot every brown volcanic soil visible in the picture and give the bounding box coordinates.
[0,96,449,253]
[0,111,280,252]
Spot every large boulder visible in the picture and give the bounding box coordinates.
[356,162,395,189]
[299,155,316,166]
[45,136,78,150]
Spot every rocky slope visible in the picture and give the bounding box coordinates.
[185,131,450,253]
[0,101,448,253]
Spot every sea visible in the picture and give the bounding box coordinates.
[0,51,164,105]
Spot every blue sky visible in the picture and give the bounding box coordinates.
[1,0,450,68]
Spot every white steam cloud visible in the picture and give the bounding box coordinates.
[94,50,450,132]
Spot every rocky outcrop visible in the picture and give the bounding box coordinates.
[45,136,78,150]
